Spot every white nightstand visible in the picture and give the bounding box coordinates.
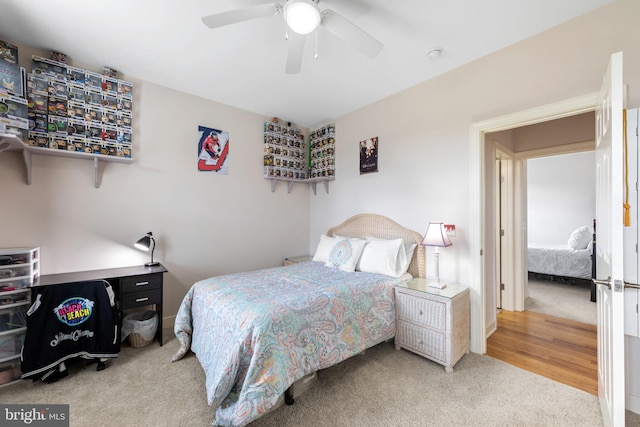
[394,278,470,372]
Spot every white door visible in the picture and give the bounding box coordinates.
[595,51,625,426]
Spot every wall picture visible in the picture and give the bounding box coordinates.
[198,125,229,174]
[360,137,378,174]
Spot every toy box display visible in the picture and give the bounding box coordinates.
[24,55,134,158]
[263,121,307,180]
[263,121,336,184]
[309,124,335,179]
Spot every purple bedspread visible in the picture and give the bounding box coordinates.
[172,261,408,426]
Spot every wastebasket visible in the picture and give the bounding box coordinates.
[121,311,158,348]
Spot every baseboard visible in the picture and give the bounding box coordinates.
[627,394,640,415]
[162,314,175,330]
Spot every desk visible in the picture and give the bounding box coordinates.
[34,264,168,346]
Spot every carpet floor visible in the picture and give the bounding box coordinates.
[526,276,596,325]
[0,329,614,427]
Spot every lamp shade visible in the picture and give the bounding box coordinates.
[286,0,321,34]
[134,235,152,251]
[134,232,159,267]
[421,222,452,247]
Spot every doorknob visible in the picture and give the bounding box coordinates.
[593,277,625,292]
[592,277,612,289]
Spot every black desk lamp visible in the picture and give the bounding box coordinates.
[134,232,160,267]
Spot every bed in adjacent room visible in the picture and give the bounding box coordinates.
[527,224,594,284]
[172,214,424,426]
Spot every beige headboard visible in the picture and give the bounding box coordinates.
[326,213,425,278]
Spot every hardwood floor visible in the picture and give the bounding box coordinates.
[486,309,597,395]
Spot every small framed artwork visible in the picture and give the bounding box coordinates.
[359,137,378,174]
[198,125,229,174]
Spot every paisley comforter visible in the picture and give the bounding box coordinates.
[172,261,408,426]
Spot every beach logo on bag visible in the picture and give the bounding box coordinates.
[54,297,94,326]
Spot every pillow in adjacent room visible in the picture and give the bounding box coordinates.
[357,238,404,277]
[312,235,339,263]
[325,238,368,272]
[567,226,592,250]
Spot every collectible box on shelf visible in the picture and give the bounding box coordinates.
[67,85,84,103]
[101,76,118,95]
[47,115,67,133]
[66,66,84,87]
[84,70,101,90]
[32,55,66,80]
[0,92,28,140]
[0,92,28,124]
[118,80,133,98]
[85,88,101,107]
[0,40,23,97]
[47,96,67,117]
[27,73,48,95]
[47,78,67,99]
[27,131,48,148]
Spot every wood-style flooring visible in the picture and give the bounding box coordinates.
[486,309,597,395]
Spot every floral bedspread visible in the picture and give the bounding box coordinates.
[172,261,408,426]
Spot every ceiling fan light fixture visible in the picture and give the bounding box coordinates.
[286,0,321,35]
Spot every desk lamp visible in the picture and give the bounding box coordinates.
[421,222,452,289]
[134,232,160,267]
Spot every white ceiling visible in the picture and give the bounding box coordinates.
[0,0,614,128]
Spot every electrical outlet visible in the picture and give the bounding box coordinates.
[444,224,456,237]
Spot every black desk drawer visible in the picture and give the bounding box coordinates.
[121,289,161,309]
[121,274,162,294]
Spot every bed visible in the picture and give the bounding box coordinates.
[172,214,424,426]
[527,223,595,285]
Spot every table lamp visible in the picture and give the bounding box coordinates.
[134,232,160,267]
[421,222,452,289]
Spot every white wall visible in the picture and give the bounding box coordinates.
[527,152,595,245]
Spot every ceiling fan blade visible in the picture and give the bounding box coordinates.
[201,3,282,29]
[321,9,382,59]
[320,0,371,19]
[285,32,305,74]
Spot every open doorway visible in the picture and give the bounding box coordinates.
[486,111,595,322]
[484,112,598,395]
[525,151,596,325]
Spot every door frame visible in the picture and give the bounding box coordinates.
[469,93,599,354]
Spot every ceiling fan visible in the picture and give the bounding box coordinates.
[201,0,383,74]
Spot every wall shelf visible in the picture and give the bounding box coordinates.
[266,177,334,194]
[0,133,132,188]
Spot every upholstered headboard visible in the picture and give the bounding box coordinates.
[326,213,425,278]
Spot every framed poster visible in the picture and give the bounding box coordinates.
[359,136,378,174]
[198,125,229,174]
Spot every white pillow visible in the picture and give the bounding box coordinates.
[312,235,338,263]
[325,238,368,272]
[362,237,417,277]
[567,226,592,250]
[357,238,404,277]
[399,242,418,274]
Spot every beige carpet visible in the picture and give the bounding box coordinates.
[0,329,619,427]
[526,276,596,325]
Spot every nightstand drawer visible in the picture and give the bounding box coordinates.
[396,320,445,362]
[121,289,161,309]
[396,291,446,331]
[121,274,162,294]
